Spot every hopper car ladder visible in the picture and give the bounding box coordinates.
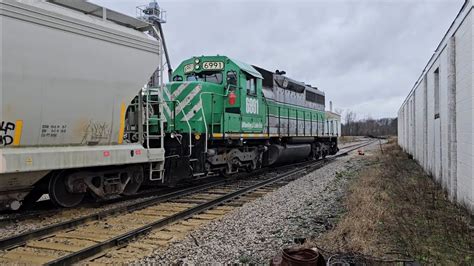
[136,3,170,183]
[144,87,165,182]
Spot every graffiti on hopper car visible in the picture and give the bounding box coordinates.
[0,121,16,146]
[81,121,110,145]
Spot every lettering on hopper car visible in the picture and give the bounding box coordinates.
[41,124,67,138]
[0,121,15,146]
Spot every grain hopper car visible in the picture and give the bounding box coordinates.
[0,0,166,210]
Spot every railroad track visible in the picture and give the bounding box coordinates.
[0,176,224,225]
[338,139,373,150]
[0,140,376,265]
[0,139,373,225]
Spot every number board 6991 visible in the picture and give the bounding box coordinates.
[202,62,224,70]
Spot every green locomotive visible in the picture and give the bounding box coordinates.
[137,55,339,183]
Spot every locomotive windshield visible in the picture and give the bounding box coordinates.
[186,71,223,84]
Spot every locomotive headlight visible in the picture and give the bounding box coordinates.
[195,65,200,70]
[195,133,201,140]
[194,59,200,64]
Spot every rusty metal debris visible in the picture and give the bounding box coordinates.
[271,247,325,266]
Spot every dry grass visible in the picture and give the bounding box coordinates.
[312,139,474,264]
[339,136,358,144]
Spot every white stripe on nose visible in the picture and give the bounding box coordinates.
[181,100,203,122]
[175,85,201,115]
[171,82,190,100]
[156,92,172,119]
[163,86,172,100]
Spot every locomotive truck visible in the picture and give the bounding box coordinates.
[0,0,340,211]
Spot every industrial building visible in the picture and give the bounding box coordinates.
[398,0,473,212]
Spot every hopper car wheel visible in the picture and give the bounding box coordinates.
[48,172,84,208]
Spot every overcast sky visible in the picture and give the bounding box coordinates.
[94,0,462,119]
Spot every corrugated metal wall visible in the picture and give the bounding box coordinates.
[398,1,473,213]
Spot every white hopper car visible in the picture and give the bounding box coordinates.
[0,0,165,210]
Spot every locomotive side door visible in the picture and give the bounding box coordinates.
[241,72,265,133]
[223,70,242,133]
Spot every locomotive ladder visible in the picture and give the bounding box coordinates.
[144,86,165,182]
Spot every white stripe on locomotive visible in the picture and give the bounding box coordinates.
[157,91,173,120]
[174,84,202,115]
[171,82,190,99]
[181,100,203,122]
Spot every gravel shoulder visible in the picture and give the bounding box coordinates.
[140,143,379,264]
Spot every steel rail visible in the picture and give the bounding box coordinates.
[339,140,370,150]
[337,140,375,155]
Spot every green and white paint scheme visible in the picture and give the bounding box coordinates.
[155,55,336,139]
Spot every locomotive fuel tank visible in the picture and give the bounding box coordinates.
[264,144,312,166]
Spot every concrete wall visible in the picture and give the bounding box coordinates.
[398,0,474,213]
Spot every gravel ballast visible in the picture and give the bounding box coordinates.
[141,143,378,264]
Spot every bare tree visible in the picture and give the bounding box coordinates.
[341,110,397,136]
[344,110,357,135]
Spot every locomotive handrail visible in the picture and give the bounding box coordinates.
[287,108,290,137]
[173,99,193,157]
[199,85,232,153]
[158,98,193,158]
[264,97,270,136]
[278,106,281,137]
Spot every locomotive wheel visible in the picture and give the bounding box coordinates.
[48,172,84,208]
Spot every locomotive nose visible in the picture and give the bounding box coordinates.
[162,81,205,126]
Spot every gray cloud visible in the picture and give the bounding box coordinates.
[93,0,462,118]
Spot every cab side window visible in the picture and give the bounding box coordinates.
[246,75,256,95]
[227,71,237,87]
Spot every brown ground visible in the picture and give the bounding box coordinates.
[311,138,474,264]
[338,136,359,144]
